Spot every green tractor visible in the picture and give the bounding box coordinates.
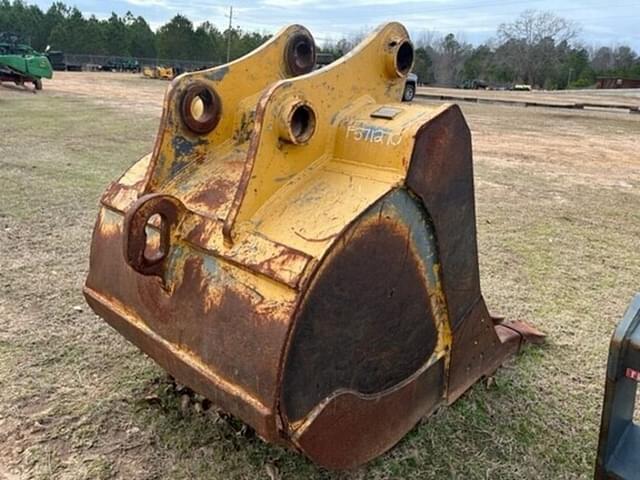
[0,32,53,90]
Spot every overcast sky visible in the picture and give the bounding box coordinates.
[29,0,640,49]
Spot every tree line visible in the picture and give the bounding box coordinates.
[0,0,270,62]
[322,11,639,89]
[1,2,639,88]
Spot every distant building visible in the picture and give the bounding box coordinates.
[596,77,640,89]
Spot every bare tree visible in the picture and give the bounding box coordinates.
[498,10,579,46]
[590,46,615,71]
[413,30,439,49]
[433,33,471,85]
[325,29,369,57]
[409,32,471,85]
[497,10,579,85]
[613,46,637,70]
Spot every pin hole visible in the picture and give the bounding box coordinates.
[189,95,205,121]
[396,41,414,75]
[290,104,316,144]
[144,213,166,261]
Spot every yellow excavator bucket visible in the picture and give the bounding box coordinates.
[156,65,174,80]
[84,22,543,469]
[142,65,157,79]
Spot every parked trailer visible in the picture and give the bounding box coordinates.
[596,77,640,89]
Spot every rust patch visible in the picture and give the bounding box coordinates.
[123,194,184,278]
[406,104,481,330]
[86,213,297,412]
[185,176,236,214]
[284,31,316,77]
[294,358,444,470]
[254,250,306,281]
[179,82,222,135]
[281,190,440,423]
[446,298,519,404]
[101,182,140,212]
[85,22,543,471]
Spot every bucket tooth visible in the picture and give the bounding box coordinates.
[84,21,543,469]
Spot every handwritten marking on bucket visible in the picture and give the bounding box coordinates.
[84,22,544,469]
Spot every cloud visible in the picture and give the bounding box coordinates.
[29,0,640,49]
[123,0,169,6]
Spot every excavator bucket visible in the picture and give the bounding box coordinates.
[84,22,543,469]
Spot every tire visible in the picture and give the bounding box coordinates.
[34,78,43,90]
[402,83,415,102]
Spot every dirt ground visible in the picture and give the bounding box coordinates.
[1,72,639,479]
[45,72,166,110]
[418,85,640,107]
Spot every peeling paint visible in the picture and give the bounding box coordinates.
[85,21,539,471]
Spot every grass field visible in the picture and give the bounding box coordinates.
[1,73,639,479]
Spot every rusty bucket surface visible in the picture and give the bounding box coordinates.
[84,22,543,469]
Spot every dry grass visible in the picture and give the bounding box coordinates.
[1,74,639,479]
[419,85,640,106]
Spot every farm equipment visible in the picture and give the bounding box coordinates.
[45,50,82,72]
[0,32,52,90]
[461,79,489,90]
[101,56,140,72]
[156,65,174,80]
[142,65,179,80]
[45,50,66,71]
[142,65,158,79]
[84,22,543,469]
[596,295,640,479]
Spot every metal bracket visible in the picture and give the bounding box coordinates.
[596,294,640,479]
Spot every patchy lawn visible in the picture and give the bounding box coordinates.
[1,75,639,479]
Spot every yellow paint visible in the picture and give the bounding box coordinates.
[227,23,447,239]
[91,22,466,437]
[118,153,151,186]
[102,22,459,304]
[100,21,460,311]
[156,66,174,80]
[145,25,315,193]
[142,66,157,79]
